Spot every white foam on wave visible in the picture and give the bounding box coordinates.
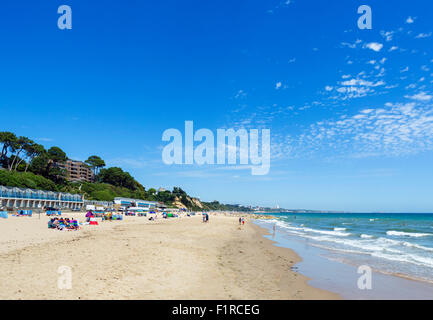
[311,235,433,269]
[258,220,433,268]
[307,235,389,252]
[258,219,433,270]
[303,227,351,237]
[386,230,432,238]
[371,251,433,269]
[402,242,433,252]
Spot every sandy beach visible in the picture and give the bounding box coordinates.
[0,212,339,300]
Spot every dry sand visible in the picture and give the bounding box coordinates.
[0,212,339,299]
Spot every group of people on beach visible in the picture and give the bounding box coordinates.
[48,217,79,231]
[239,217,245,225]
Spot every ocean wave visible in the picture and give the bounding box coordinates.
[312,237,433,268]
[308,235,390,252]
[402,242,433,252]
[386,230,432,238]
[259,220,351,237]
[303,227,351,237]
[256,219,433,274]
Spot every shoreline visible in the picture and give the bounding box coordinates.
[0,211,339,300]
[248,221,341,299]
[255,219,433,299]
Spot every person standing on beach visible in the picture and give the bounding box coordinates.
[239,217,242,225]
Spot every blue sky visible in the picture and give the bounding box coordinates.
[1,0,433,212]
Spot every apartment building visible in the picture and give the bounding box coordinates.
[59,159,94,182]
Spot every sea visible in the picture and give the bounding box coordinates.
[255,212,433,299]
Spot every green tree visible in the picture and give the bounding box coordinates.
[10,136,33,171]
[0,132,18,169]
[29,146,67,183]
[47,146,67,163]
[29,152,50,177]
[98,167,136,189]
[23,143,45,172]
[156,190,175,203]
[85,155,106,176]
[46,147,67,184]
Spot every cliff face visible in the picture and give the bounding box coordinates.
[172,196,204,210]
[172,197,187,209]
[191,198,203,209]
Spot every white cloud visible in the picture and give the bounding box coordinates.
[234,90,247,99]
[341,39,362,50]
[406,16,415,24]
[415,33,432,39]
[289,102,433,158]
[405,92,432,101]
[35,137,53,142]
[380,31,394,42]
[364,42,383,52]
[340,79,385,87]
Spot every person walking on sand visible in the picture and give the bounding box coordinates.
[242,217,245,225]
[239,217,242,225]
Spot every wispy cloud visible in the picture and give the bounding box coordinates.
[405,92,432,101]
[35,137,53,142]
[415,32,432,39]
[286,101,433,159]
